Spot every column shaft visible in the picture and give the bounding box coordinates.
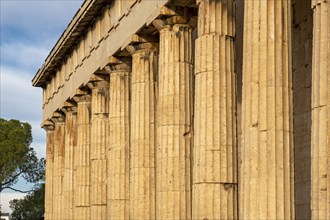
[53,120,65,220]
[91,81,109,219]
[311,0,330,219]
[241,0,294,219]
[45,129,54,220]
[63,111,77,220]
[75,96,91,219]
[156,24,193,219]
[130,46,157,219]
[108,66,130,219]
[193,0,237,219]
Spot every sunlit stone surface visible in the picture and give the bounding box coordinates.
[33,0,328,219]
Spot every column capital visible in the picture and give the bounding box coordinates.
[63,101,75,108]
[72,94,91,103]
[87,74,109,90]
[52,111,65,123]
[62,101,77,112]
[152,16,196,32]
[50,112,65,124]
[158,5,197,18]
[102,56,131,73]
[42,120,55,131]
[90,74,109,83]
[122,34,158,50]
[126,42,158,55]
[61,106,77,116]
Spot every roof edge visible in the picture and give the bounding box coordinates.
[32,0,102,87]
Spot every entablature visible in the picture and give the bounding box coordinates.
[34,0,197,123]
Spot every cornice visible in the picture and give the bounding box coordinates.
[32,0,108,87]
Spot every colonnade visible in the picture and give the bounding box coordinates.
[42,0,330,219]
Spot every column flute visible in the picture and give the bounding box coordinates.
[193,0,237,219]
[153,15,194,220]
[311,0,330,219]
[105,58,131,219]
[126,42,158,219]
[241,0,294,219]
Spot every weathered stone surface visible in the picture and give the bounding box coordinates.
[107,61,131,220]
[35,1,330,219]
[311,0,330,219]
[74,95,91,220]
[52,118,65,220]
[156,21,193,220]
[241,0,294,219]
[63,109,77,220]
[90,80,109,219]
[193,0,237,219]
[44,126,54,220]
[129,43,157,219]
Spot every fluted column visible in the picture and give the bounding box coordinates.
[241,0,294,219]
[74,94,91,220]
[63,108,77,220]
[105,59,131,219]
[311,0,330,219]
[126,43,157,219]
[153,17,193,219]
[193,0,237,219]
[52,116,65,220]
[88,78,109,219]
[44,123,55,220]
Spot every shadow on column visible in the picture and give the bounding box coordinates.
[292,0,312,219]
[234,0,244,217]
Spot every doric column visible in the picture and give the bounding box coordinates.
[43,121,55,220]
[88,76,109,219]
[241,0,294,219]
[126,43,158,219]
[193,0,237,219]
[73,94,91,220]
[62,105,77,220]
[153,16,194,219]
[311,0,330,219]
[105,58,131,219]
[51,115,65,220]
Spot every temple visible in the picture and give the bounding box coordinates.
[32,0,330,219]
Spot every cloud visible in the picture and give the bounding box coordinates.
[0,0,84,73]
[1,42,50,74]
[0,193,26,214]
[1,0,82,27]
[0,0,83,43]
[0,66,42,120]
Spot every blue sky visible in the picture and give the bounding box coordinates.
[0,0,83,213]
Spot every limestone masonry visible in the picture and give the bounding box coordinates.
[32,0,330,219]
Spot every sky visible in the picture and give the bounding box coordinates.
[0,0,83,213]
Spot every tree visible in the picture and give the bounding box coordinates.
[0,118,45,193]
[9,183,45,220]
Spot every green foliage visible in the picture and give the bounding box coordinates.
[0,118,45,192]
[9,183,45,220]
